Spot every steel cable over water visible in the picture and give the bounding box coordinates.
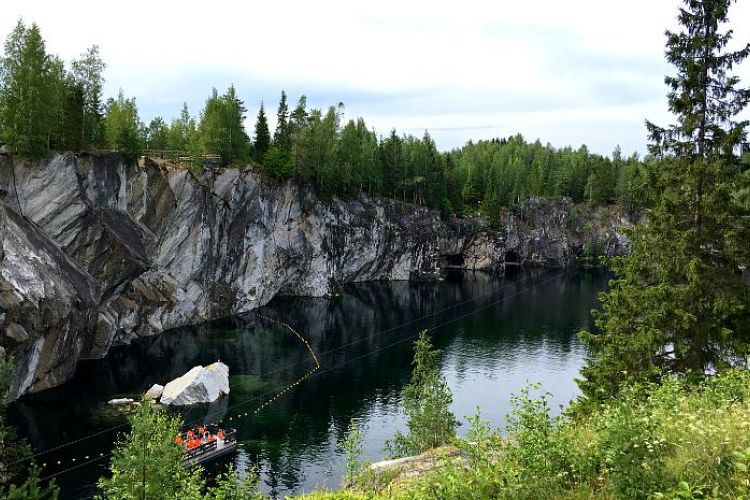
[31,269,564,482]
[15,269,533,468]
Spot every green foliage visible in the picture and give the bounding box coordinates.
[0,356,34,485]
[448,136,644,216]
[204,467,265,500]
[166,103,200,159]
[145,117,168,151]
[0,357,56,497]
[579,0,750,402]
[0,21,56,157]
[386,331,458,457]
[273,90,291,152]
[96,400,202,499]
[97,400,263,499]
[341,419,364,485]
[0,21,643,215]
[103,89,144,160]
[298,371,750,500]
[0,466,59,500]
[71,45,105,149]
[253,103,271,163]
[198,86,250,166]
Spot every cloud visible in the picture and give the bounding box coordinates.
[1,0,748,156]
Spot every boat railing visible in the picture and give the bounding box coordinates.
[185,439,218,460]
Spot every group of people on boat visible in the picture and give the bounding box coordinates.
[175,425,226,451]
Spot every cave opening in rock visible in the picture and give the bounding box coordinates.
[504,250,520,265]
[444,253,465,269]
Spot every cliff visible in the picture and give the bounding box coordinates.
[0,154,634,398]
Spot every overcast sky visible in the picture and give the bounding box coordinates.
[2,0,749,156]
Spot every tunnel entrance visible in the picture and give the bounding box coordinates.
[443,253,465,269]
[504,250,520,266]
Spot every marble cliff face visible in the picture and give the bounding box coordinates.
[0,154,633,397]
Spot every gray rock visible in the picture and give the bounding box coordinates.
[107,398,135,405]
[144,383,164,400]
[0,154,634,398]
[5,322,28,342]
[160,361,230,406]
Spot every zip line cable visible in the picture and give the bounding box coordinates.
[27,270,564,480]
[14,270,539,466]
[187,270,562,423]
[22,270,563,470]
[39,269,564,483]
[40,453,112,482]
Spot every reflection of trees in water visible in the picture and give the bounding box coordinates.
[8,269,608,499]
[244,269,608,495]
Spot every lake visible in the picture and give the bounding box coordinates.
[9,268,608,499]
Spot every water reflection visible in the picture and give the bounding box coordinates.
[9,269,607,499]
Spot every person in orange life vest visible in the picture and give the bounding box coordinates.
[175,435,184,447]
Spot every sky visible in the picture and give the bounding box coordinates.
[2,0,749,156]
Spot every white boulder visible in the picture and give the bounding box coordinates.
[159,362,230,406]
[108,398,135,406]
[144,383,164,400]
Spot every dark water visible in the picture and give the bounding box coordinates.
[9,269,607,499]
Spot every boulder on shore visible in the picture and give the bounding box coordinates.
[144,383,164,400]
[159,362,230,406]
[107,398,135,406]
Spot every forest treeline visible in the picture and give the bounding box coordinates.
[0,20,652,217]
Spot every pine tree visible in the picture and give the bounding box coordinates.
[579,0,750,401]
[386,330,458,457]
[253,103,270,163]
[98,401,263,499]
[97,402,203,499]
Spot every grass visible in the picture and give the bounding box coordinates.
[293,370,750,500]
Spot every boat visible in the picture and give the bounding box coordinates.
[176,424,238,467]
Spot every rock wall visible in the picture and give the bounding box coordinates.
[0,154,634,397]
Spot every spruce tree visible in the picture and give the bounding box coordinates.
[221,85,250,165]
[579,0,750,401]
[253,103,270,163]
[386,330,458,457]
[273,90,290,150]
[97,402,203,499]
[290,95,308,177]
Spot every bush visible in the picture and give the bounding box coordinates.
[301,370,750,500]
